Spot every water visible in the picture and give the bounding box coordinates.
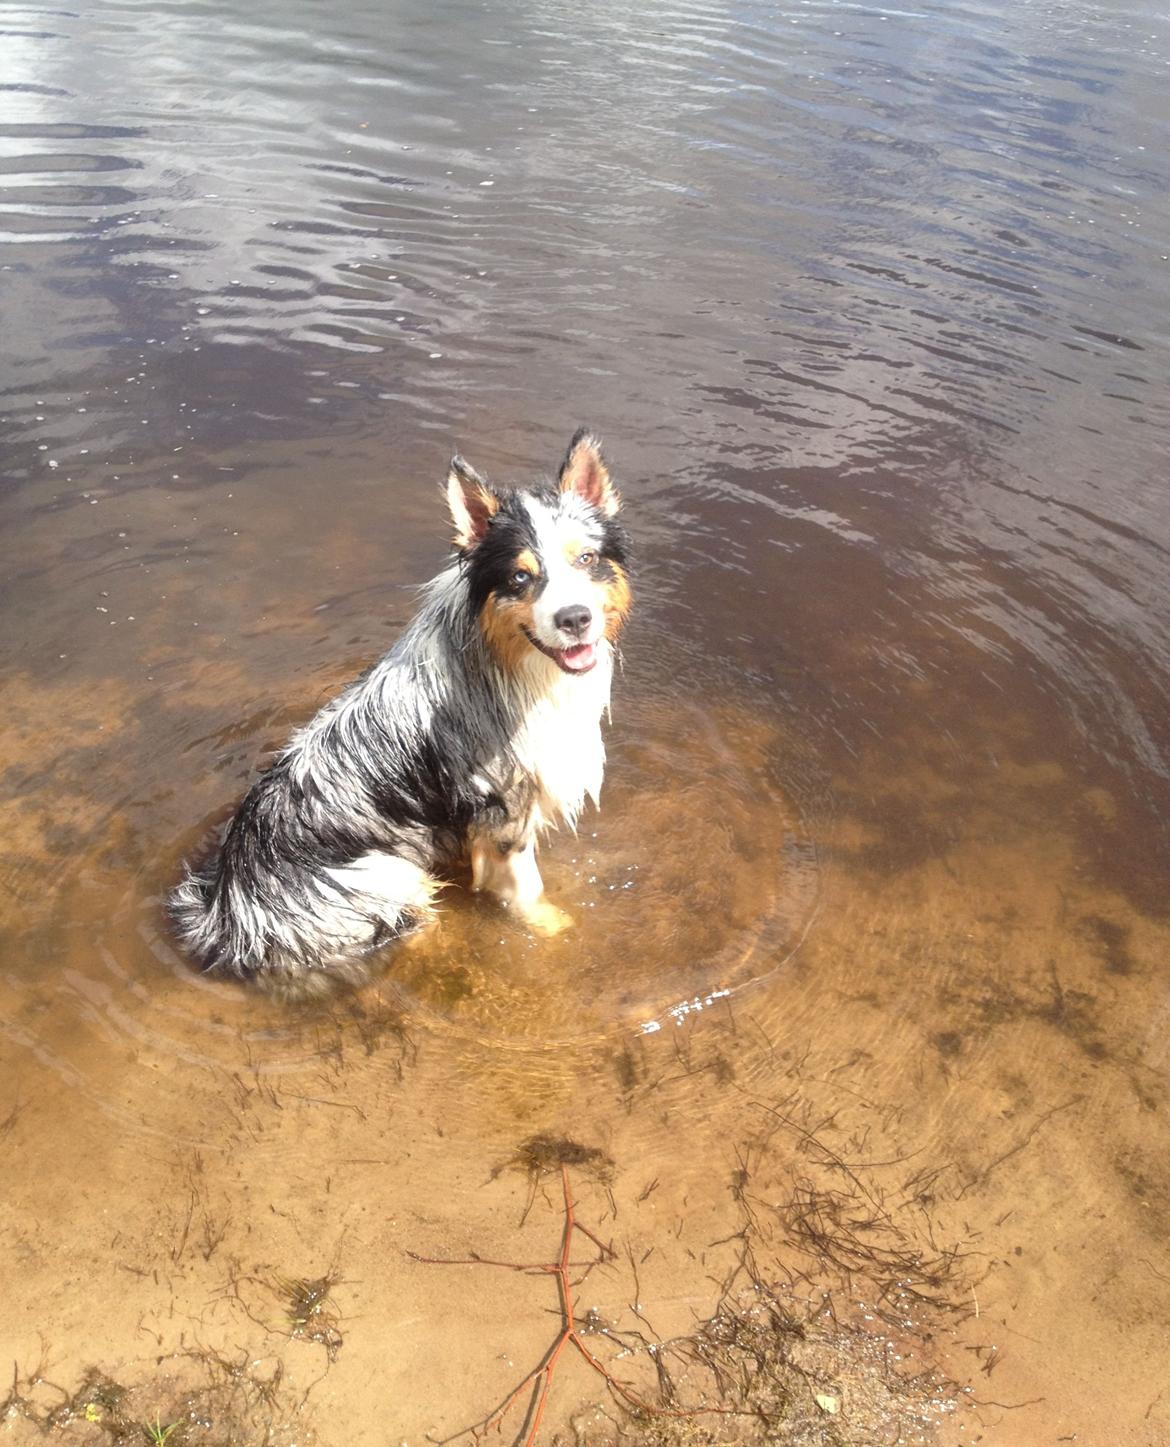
[2,0,1169,1441]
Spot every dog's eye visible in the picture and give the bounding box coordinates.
[576,550,598,568]
[511,568,532,587]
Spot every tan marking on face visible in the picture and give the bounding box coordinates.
[479,593,536,673]
[515,548,540,578]
[601,562,632,642]
[561,536,593,568]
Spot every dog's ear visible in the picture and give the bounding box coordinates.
[558,429,620,516]
[446,455,500,550]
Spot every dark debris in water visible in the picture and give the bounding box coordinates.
[1081,912,1135,977]
[273,1270,344,1361]
[579,1153,966,1447]
[0,1347,314,1445]
[43,1370,128,1431]
[492,1131,615,1186]
[218,1257,346,1365]
[490,1133,616,1229]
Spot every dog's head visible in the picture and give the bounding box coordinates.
[446,429,632,677]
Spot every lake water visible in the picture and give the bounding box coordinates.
[2,0,1168,1442]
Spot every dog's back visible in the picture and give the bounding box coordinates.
[172,573,508,987]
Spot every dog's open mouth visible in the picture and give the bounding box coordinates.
[556,641,597,673]
[524,630,598,675]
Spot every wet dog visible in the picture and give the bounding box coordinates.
[170,431,632,992]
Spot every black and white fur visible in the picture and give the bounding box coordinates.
[170,430,632,992]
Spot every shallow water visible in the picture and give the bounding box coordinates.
[2,0,1169,1442]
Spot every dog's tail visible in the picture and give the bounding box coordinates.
[169,848,438,996]
[168,859,258,979]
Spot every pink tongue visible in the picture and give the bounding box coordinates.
[561,642,596,671]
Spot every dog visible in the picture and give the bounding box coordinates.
[170,430,632,992]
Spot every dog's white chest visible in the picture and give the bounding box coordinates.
[512,658,611,829]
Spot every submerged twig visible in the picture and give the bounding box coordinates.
[408,1165,735,1444]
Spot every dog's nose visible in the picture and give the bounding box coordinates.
[554,604,592,638]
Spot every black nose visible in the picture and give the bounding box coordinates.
[554,604,592,638]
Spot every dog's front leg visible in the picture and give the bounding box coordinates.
[469,836,572,937]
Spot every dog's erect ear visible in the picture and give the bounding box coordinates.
[558,428,620,516]
[446,455,500,550]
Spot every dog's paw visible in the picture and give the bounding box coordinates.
[520,898,575,938]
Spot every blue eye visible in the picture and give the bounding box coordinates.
[511,569,532,587]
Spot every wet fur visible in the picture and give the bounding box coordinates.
[170,431,631,993]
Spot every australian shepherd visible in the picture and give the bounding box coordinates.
[170,430,632,992]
